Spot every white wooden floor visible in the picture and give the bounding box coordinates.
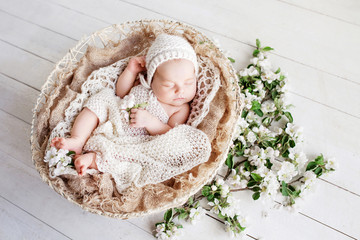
[0,0,359,239]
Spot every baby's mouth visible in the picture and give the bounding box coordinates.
[174,97,185,101]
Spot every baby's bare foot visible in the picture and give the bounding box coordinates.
[74,152,98,176]
[50,137,84,155]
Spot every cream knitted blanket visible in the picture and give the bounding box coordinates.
[45,53,220,194]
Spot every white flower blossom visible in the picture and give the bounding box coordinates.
[44,147,73,178]
[246,111,260,124]
[324,157,338,171]
[260,170,280,199]
[247,66,260,76]
[288,147,308,173]
[208,198,222,214]
[254,80,264,92]
[269,126,283,135]
[277,161,298,183]
[189,207,206,225]
[260,69,280,83]
[247,146,267,167]
[245,131,257,145]
[285,123,303,141]
[155,224,183,240]
[261,100,277,114]
[221,184,230,197]
[299,171,317,197]
[221,195,242,218]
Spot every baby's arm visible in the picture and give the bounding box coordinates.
[116,56,146,98]
[130,104,190,135]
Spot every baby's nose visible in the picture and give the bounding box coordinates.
[175,87,184,94]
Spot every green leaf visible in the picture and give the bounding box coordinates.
[256,39,261,48]
[241,110,248,119]
[247,180,258,188]
[202,186,211,197]
[194,201,200,208]
[251,173,262,182]
[275,115,282,121]
[265,159,273,169]
[282,149,289,158]
[289,140,296,148]
[275,67,281,74]
[252,192,260,200]
[207,194,215,201]
[284,112,293,123]
[178,212,188,220]
[228,57,235,63]
[306,161,317,171]
[262,46,274,51]
[251,100,261,110]
[188,196,194,206]
[281,135,289,146]
[262,117,271,126]
[253,109,264,117]
[314,166,323,177]
[251,186,261,192]
[66,151,75,156]
[253,49,260,57]
[244,161,251,171]
[218,212,226,219]
[281,181,289,196]
[164,209,173,223]
[293,190,301,197]
[314,154,325,165]
[225,153,234,169]
[271,91,278,101]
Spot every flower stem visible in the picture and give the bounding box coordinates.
[230,187,249,192]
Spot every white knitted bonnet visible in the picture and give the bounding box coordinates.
[139,33,199,89]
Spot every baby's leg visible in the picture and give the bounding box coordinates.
[51,107,99,154]
[73,152,98,176]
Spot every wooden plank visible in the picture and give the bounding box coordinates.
[280,0,360,26]
[227,190,355,240]
[0,73,39,124]
[0,10,76,63]
[0,41,53,90]
[0,0,108,40]
[0,150,155,240]
[0,196,69,239]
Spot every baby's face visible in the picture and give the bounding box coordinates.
[151,59,197,107]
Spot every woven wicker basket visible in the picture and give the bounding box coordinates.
[30,19,242,219]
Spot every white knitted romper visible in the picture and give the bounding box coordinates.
[81,84,211,194]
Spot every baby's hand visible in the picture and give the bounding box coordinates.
[126,56,146,75]
[129,108,153,128]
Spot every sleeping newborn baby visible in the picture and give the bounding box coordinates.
[51,33,200,177]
